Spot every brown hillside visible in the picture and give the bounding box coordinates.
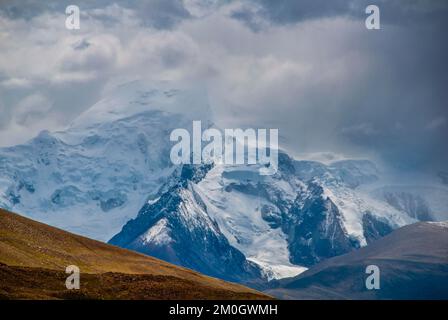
[0,208,270,300]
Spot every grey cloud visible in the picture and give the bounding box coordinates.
[0,0,191,29]
[235,0,448,27]
[207,5,448,172]
[134,0,192,29]
[72,39,91,51]
[0,0,447,173]
[243,0,352,25]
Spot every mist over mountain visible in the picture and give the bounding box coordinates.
[0,81,212,240]
[1,80,446,286]
[0,0,447,304]
[1,1,447,173]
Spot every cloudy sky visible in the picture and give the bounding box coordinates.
[0,0,447,173]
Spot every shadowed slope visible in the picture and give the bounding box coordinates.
[266,222,448,299]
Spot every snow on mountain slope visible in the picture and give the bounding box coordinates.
[195,164,307,280]
[110,164,264,286]
[111,151,419,282]
[370,185,448,222]
[291,159,419,243]
[0,80,211,241]
[70,80,211,129]
[1,79,445,285]
[353,170,448,222]
[193,155,414,268]
[318,176,414,246]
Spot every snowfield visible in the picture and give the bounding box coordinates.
[1,79,447,283]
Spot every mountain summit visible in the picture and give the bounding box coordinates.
[0,81,212,241]
[0,80,447,286]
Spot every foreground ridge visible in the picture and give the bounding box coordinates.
[0,208,270,300]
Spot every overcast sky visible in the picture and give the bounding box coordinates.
[0,0,447,173]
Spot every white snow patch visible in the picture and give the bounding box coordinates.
[142,218,172,245]
[428,221,448,229]
[196,164,306,280]
[147,197,160,205]
[321,182,414,247]
[248,258,307,281]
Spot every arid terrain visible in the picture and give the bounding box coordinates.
[0,209,270,300]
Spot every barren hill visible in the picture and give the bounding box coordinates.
[0,209,269,300]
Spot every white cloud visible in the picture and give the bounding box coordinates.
[0,93,61,146]
[0,1,446,171]
[0,3,392,151]
[14,93,52,125]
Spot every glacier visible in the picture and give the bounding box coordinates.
[0,80,212,240]
[1,79,447,285]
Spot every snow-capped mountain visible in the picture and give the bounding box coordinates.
[0,80,211,240]
[111,150,422,282]
[1,79,447,285]
[109,164,264,285]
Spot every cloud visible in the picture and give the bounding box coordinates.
[0,0,193,28]
[0,92,59,146]
[0,0,447,173]
[13,93,52,125]
[425,117,447,131]
[239,0,448,26]
[341,123,379,137]
[0,78,33,89]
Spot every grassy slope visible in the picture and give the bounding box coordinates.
[266,222,448,299]
[0,208,270,300]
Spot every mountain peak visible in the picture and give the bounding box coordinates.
[70,80,212,129]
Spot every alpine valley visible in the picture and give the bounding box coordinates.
[1,80,447,289]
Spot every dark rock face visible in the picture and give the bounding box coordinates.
[110,152,426,287]
[362,212,394,243]
[286,183,358,266]
[179,163,213,183]
[110,164,263,285]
